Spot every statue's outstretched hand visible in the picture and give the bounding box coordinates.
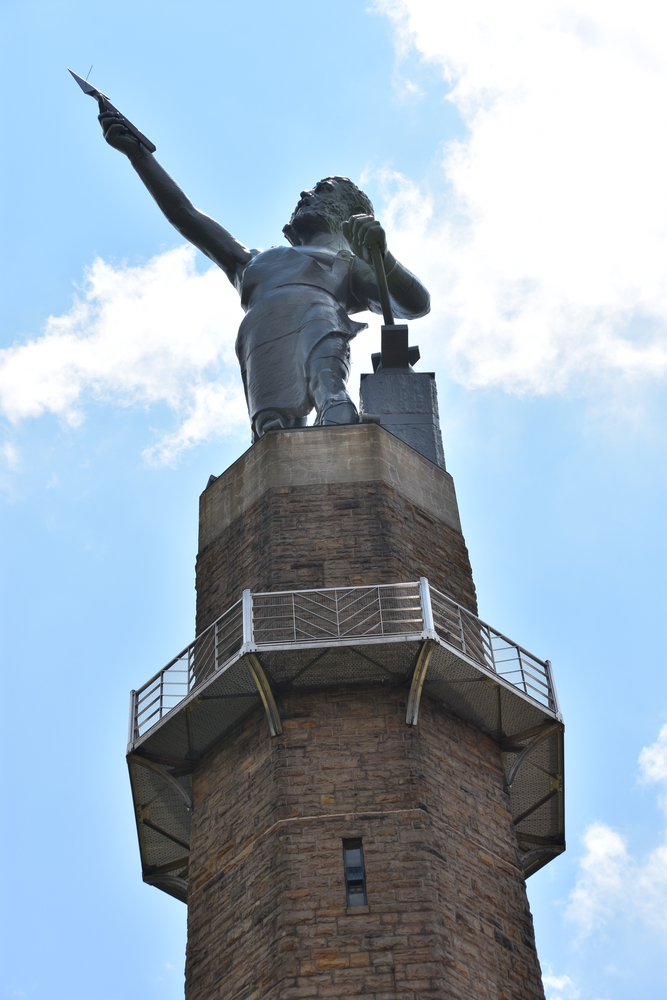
[342,214,387,267]
[98,102,142,158]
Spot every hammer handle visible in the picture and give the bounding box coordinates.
[370,243,395,326]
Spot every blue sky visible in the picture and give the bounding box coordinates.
[1,2,666,999]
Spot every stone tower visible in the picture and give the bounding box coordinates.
[127,410,564,999]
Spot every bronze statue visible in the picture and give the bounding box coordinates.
[95,98,430,440]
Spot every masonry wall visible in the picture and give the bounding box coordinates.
[185,686,545,1000]
[196,482,477,635]
[195,424,477,634]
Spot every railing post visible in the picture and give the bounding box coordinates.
[127,690,136,753]
[545,659,563,720]
[486,625,496,672]
[419,578,437,640]
[457,605,466,654]
[242,589,256,652]
[214,620,219,675]
[377,587,384,636]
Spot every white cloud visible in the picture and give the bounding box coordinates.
[9,2,667,458]
[375,0,667,392]
[543,971,580,1000]
[639,723,667,785]
[0,246,247,464]
[566,723,667,937]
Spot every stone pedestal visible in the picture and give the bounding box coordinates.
[183,424,546,999]
[196,423,475,635]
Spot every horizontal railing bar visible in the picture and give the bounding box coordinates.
[518,668,549,685]
[137,706,161,728]
[134,600,243,696]
[253,582,420,598]
[430,586,548,668]
[496,663,548,684]
[497,665,546,681]
[136,697,164,719]
[136,693,162,716]
[523,680,550,697]
[339,607,421,622]
[136,684,160,706]
[253,632,425,650]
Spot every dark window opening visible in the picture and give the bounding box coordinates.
[343,838,367,907]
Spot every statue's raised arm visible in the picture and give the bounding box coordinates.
[99,106,252,287]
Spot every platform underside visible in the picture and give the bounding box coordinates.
[128,633,564,901]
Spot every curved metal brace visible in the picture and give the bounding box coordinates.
[505,722,562,787]
[519,844,565,872]
[143,873,188,902]
[406,640,435,726]
[245,653,283,736]
[129,754,193,810]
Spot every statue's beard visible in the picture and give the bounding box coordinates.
[283,206,339,247]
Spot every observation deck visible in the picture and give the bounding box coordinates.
[127,579,564,901]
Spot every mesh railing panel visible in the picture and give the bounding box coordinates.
[251,583,422,645]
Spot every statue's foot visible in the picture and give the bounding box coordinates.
[253,410,307,441]
[316,394,360,427]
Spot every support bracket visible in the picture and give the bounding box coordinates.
[129,754,193,810]
[406,640,435,726]
[503,721,563,787]
[245,653,283,736]
[142,872,189,902]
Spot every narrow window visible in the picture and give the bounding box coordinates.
[343,838,367,907]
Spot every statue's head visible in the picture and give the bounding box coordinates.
[283,176,374,246]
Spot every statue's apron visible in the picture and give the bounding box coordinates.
[236,245,367,421]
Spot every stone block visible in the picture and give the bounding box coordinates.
[359,369,446,470]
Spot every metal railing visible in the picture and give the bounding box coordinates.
[429,586,555,711]
[129,579,556,743]
[251,582,423,645]
[130,598,243,742]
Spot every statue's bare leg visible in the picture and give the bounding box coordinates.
[307,336,360,427]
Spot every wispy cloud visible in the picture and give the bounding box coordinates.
[543,971,580,1000]
[375,1,667,393]
[0,246,247,465]
[1,442,19,470]
[566,723,667,937]
[639,723,667,786]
